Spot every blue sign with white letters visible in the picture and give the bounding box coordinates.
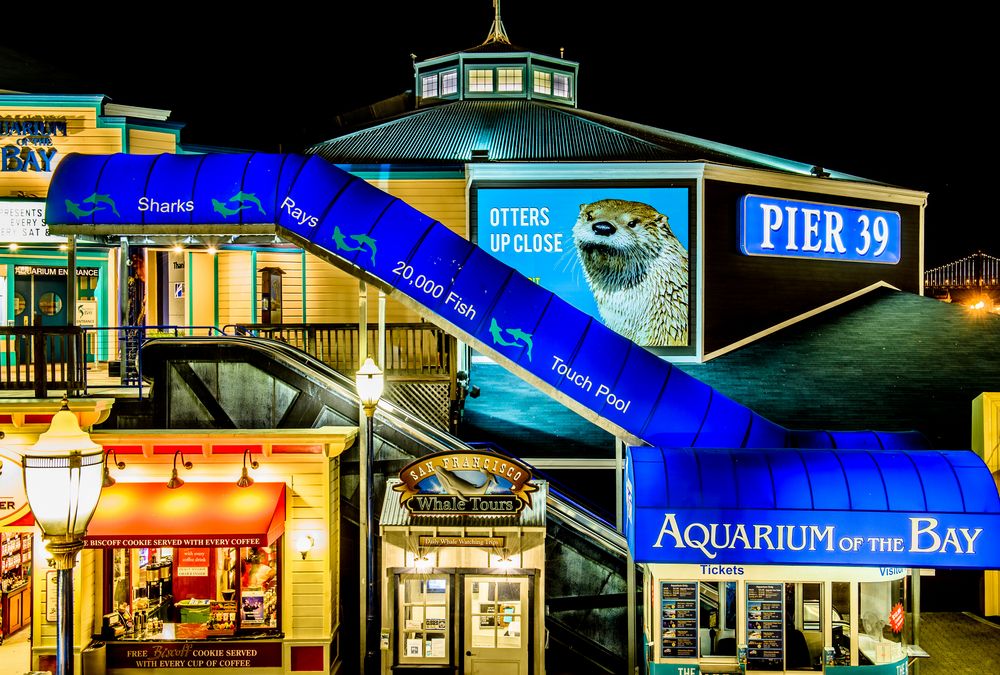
[739,195,901,264]
[626,446,1000,569]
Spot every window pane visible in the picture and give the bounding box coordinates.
[422,74,439,98]
[554,73,570,98]
[832,582,852,665]
[533,70,551,94]
[700,581,736,656]
[400,574,449,662]
[785,582,821,671]
[469,69,494,92]
[441,70,458,95]
[859,580,906,665]
[39,291,63,316]
[497,68,522,92]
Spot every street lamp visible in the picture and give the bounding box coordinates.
[22,397,104,675]
[355,357,384,674]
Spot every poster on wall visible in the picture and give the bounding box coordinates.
[659,581,698,658]
[476,186,691,347]
[746,583,784,671]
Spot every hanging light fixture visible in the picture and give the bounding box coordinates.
[166,449,193,489]
[102,448,126,488]
[236,448,260,488]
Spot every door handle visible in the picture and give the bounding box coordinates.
[466,650,474,656]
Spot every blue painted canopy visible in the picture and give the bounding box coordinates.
[626,446,1000,568]
[46,153,929,453]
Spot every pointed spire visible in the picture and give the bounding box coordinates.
[484,0,511,45]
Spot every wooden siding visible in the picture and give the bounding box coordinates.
[128,128,177,154]
[190,251,216,329]
[366,178,467,237]
[217,250,253,326]
[257,251,304,323]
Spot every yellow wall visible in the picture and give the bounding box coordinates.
[257,251,304,323]
[972,392,1000,615]
[217,250,253,327]
[128,128,177,154]
[1,105,123,198]
[190,251,216,328]
[301,178,467,324]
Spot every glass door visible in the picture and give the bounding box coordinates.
[463,575,529,675]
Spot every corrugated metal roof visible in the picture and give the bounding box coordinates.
[309,100,679,163]
[308,99,880,182]
[381,479,547,528]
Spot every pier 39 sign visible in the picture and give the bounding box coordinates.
[739,195,901,264]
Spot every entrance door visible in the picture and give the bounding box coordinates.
[463,575,530,675]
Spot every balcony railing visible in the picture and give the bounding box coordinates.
[226,322,454,379]
[1,323,86,397]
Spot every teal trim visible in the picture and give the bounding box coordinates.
[827,656,908,674]
[300,250,307,323]
[0,94,106,111]
[333,164,465,180]
[213,254,219,328]
[250,250,258,323]
[96,115,129,152]
[649,663,700,675]
[222,245,301,253]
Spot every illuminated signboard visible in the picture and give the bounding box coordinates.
[1,117,65,173]
[394,451,536,516]
[0,201,64,242]
[739,195,901,264]
[477,186,691,347]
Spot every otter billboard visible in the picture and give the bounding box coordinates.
[475,186,692,347]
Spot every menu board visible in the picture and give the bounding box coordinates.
[659,582,698,658]
[746,583,784,670]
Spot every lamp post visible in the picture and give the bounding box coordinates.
[355,357,384,674]
[22,397,104,675]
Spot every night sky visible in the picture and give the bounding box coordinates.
[2,4,986,267]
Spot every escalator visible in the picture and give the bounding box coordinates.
[139,335,630,671]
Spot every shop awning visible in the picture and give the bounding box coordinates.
[84,482,285,548]
[625,446,1000,569]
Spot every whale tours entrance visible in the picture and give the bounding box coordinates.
[380,451,545,674]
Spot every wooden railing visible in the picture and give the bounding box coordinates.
[225,322,454,379]
[1,322,87,396]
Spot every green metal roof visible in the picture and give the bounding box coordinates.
[308,98,880,182]
[677,288,1000,450]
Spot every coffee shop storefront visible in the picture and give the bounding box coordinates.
[0,407,357,675]
[626,446,1000,675]
[379,451,546,675]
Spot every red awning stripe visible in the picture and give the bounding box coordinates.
[84,482,285,549]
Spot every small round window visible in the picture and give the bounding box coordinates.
[39,292,63,316]
[13,292,26,315]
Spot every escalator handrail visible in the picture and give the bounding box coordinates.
[143,335,628,557]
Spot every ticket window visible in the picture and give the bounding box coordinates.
[398,574,451,665]
[858,580,906,665]
[831,582,852,665]
[700,581,737,656]
[784,582,822,671]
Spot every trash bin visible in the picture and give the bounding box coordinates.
[81,641,107,675]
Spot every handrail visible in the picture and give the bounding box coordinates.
[141,335,627,557]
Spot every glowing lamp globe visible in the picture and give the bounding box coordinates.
[22,402,104,548]
[355,357,384,416]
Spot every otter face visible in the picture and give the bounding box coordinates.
[573,199,677,292]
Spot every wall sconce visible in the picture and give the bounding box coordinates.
[414,556,433,572]
[490,553,517,569]
[236,449,260,488]
[295,534,315,560]
[103,449,126,488]
[166,450,193,489]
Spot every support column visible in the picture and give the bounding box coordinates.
[627,550,637,675]
[358,279,368,672]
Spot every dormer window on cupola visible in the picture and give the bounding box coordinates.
[413,0,578,107]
